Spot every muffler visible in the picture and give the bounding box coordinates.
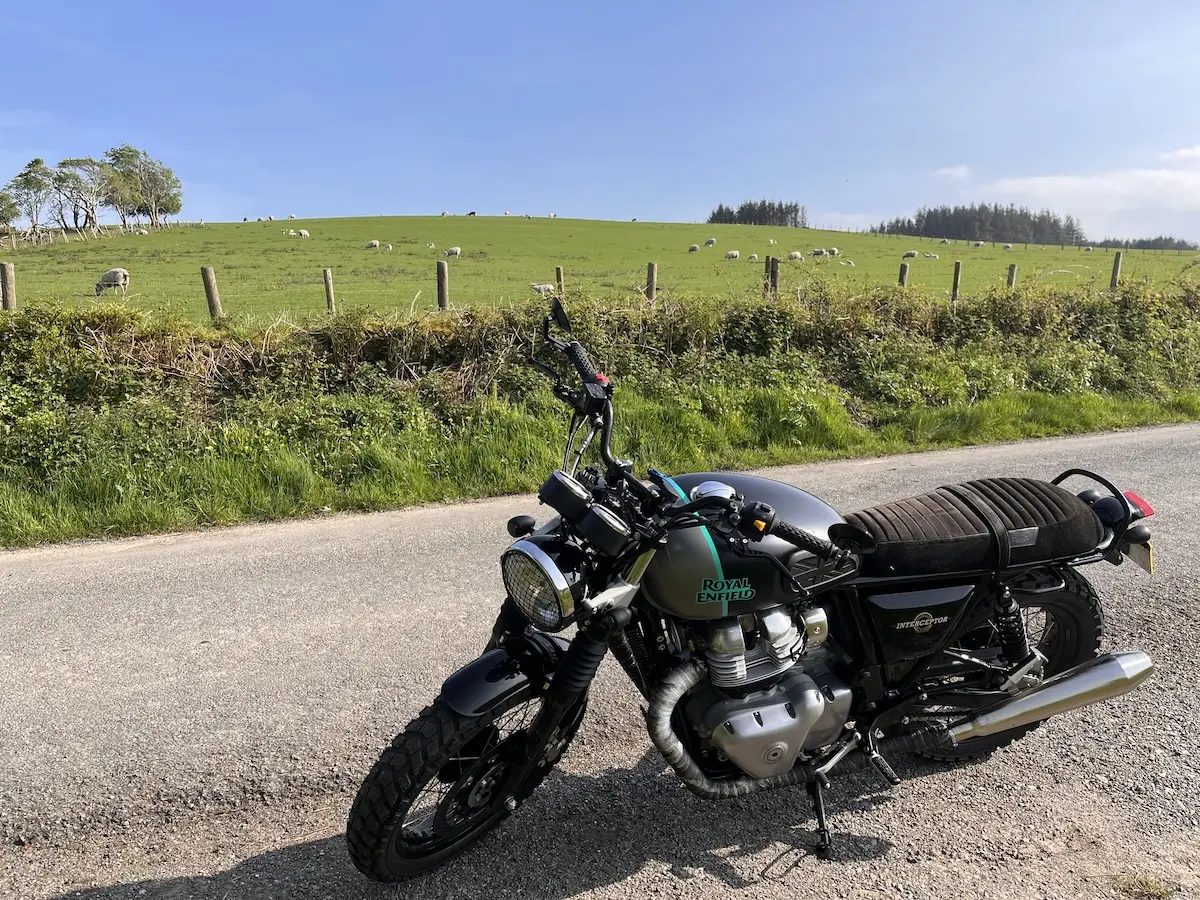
[948,650,1154,744]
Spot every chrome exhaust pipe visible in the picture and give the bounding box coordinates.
[949,650,1154,745]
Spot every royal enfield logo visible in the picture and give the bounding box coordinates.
[895,611,950,633]
[697,577,756,605]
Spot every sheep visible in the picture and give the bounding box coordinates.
[242,217,248,222]
[94,267,130,297]
[444,247,462,257]
[441,211,450,217]
[839,260,856,267]
[530,283,556,295]
[549,213,557,218]
[298,229,310,238]
[688,244,700,253]
[366,240,380,249]
[940,238,951,245]
[504,210,511,216]
[268,215,274,222]
[810,249,827,257]
[974,241,985,248]
[768,239,777,245]
[288,214,296,219]
[427,242,436,249]
[468,211,477,216]
[137,228,149,236]
[1004,243,1013,251]
[748,253,758,261]
[288,229,297,237]
[902,250,918,259]
[923,252,940,260]
[1084,246,1093,252]
[828,247,841,257]
[704,238,717,247]
[725,250,740,260]
[787,251,804,261]
[386,244,393,251]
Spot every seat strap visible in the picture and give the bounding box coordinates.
[942,484,1011,572]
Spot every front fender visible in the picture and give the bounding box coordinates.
[441,631,571,717]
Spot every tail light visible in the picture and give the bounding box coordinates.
[1123,491,1154,519]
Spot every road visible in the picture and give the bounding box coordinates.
[4,425,1200,900]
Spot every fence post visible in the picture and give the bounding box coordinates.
[1,263,15,311]
[898,262,909,287]
[951,260,962,306]
[555,265,564,297]
[437,260,449,310]
[201,266,223,320]
[763,256,772,298]
[770,255,780,294]
[1110,251,1123,291]
[1007,263,1018,289]
[646,261,657,304]
[323,267,336,313]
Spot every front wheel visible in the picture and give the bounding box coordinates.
[346,686,584,882]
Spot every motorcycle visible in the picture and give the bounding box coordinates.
[345,297,1157,881]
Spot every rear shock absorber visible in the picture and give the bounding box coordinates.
[994,586,1031,663]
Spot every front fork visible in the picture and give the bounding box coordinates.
[489,606,633,811]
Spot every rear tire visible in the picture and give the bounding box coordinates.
[346,687,584,882]
[918,569,1104,762]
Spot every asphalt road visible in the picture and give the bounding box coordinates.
[4,425,1200,900]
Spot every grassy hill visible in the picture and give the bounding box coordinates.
[5,215,1200,322]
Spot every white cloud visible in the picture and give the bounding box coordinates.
[934,165,971,180]
[1161,145,1200,166]
[974,151,1200,239]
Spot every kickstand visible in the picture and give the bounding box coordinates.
[806,774,833,859]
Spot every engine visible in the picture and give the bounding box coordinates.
[684,604,852,779]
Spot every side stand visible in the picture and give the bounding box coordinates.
[806,774,833,859]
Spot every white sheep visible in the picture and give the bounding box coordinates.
[504,210,511,216]
[828,247,841,257]
[810,249,827,257]
[1004,243,1013,250]
[441,211,450,217]
[768,239,777,245]
[839,260,855,267]
[1084,246,1093,252]
[902,250,918,259]
[704,238,717,247]
[444,247,462,257]
[530,283,556,295]
[288,229,297,237]
[940,238,951,244]
[298,229,309,238]
[725,250,740,260]
[748,253,758,261]
[688,244,700,253]
[923,252,940,259]
[787,251,804,261]
[288,214,296,219]
[95,267,130,296]
[366,240,380,249]
[385,244,393,251]
[974,241,985,248]
[427,242,436,249]
[137,228,149,236]
[268,215,274,222]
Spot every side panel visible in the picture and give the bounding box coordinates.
[642,472,848,620]
[861,584,976,663]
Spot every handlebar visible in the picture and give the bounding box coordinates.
[770,519,842,561]
[564,340,600,382]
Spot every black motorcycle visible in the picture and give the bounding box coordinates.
[345,298,1157,881]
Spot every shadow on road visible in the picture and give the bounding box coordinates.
[51,749,944,900]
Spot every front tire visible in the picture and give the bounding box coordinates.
[918,569,1104,762]
[346,686,584,882]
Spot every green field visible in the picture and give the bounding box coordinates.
[6,216,1200,322]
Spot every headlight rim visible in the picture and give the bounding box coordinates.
[501,538,576,630]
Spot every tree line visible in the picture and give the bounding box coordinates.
[707,199,808,228]
[1096,235,1199,251]
[0,145,183,239]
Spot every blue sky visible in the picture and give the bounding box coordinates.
[5,1,1200,239]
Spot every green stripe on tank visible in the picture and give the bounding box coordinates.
[662,475,728,615]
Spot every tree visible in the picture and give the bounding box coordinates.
[707,198,804,227]
[6,159,55,237]
[0,190,18,250]
[102,145,182,228]
[56,158,111,231]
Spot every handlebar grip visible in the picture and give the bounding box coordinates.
[565,341,599,381]
[772,519,840,560]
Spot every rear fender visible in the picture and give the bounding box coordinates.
[441,631,571,717]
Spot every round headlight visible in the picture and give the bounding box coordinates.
[500,540,576,631]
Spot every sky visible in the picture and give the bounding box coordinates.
[5,0,1200,240]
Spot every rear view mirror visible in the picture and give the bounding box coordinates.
[550,297,572,333]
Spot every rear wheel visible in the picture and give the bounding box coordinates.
[914,569,1104,761]
[346,686,584,882]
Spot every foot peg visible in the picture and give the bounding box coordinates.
[867,749,901,786]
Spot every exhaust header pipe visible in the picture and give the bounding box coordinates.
[949,650,1154,745]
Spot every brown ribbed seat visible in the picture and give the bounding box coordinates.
[845,477,1103,578]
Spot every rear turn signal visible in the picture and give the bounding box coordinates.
[1123,491,1155,518]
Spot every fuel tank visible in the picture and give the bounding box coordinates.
[640,472,847,620]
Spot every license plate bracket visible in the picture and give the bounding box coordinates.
[1124,540,1154,574]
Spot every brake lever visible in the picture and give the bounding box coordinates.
[531,356,562,383]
